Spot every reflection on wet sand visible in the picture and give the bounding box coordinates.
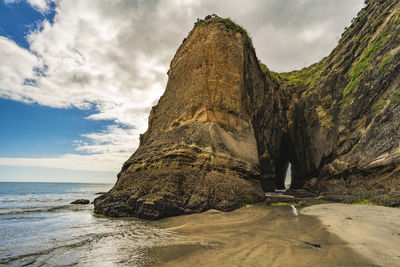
[150,203,377,266]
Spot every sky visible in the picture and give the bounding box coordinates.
[0,0,364,183]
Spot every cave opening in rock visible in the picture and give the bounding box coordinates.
[275,160,292,190]
[275,136,295,191]
[284,163,292,189]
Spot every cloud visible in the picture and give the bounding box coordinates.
[0,153,128,172]
[27,0,52,12]
[0,36,42,102]
[75,125,141,155]
[4,0,53,12]
[0,0,364,176]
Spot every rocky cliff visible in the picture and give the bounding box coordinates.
[94,17,280,219]
[95,0,400,219]
[277,0,400,205]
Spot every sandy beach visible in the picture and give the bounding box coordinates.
[301,203,400,267]
[149,203,377,266]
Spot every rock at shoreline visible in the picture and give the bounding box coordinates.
[71,199,90,205]
[95,0,400,219]
[94,18,270,220]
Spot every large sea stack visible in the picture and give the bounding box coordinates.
[95,0,400,219]
[94,16,280,219]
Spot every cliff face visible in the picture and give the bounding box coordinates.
[277,0,400,205]
[95,0,400,219]
[94,18,281,219]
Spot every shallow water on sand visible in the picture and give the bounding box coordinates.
[0,183,377,266]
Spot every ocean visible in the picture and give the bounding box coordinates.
[0,182,177,266]
[0,182,376,266]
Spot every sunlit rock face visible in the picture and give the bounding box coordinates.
[95,0,400,219]
[94,19,280,219]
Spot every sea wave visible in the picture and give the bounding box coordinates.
[0,198,64,203]
[0,232,112,265]
[0,204,89,215]
[0,224,176,266]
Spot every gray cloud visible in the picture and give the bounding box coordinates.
[189,0,364,71]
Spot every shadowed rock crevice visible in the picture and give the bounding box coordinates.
[95,1,400,219]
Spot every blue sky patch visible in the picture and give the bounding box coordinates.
[0,98,115,157]
[0,1,115,159]
[0,0,55,49]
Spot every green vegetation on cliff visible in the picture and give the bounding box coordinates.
[276,58,328,88]
[372,100,386,116]
[343,31,390,99]
[378,54,394,74]
[259,61,284,83]
[390,87,400,105]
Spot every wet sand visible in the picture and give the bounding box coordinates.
[302,203,400,267]
[150,203,376,266]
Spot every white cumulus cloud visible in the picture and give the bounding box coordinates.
[4,0,53,12]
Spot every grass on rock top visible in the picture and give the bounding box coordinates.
[194,16,254,50]
[272,58,328,88]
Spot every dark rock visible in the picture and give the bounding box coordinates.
[94,192,107,195]
[71,199,90,205]
[304,241,321,248]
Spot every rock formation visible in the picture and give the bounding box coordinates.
[71,199,90,205]
[279,0,400,206]
[95,0,400,219]
[94,17,279,219]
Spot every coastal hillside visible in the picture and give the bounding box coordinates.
[95,0,400,219]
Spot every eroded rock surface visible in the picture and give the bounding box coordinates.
[94,19,279,219]
[275,0,400,205]
[95,1,400,219]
